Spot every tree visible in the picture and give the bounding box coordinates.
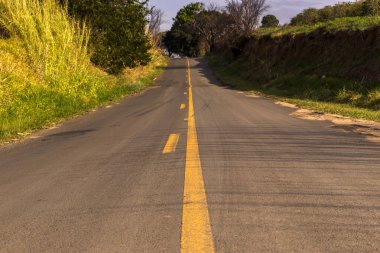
[148,7,164,46]
[193,7,235,53]
[163,2,204,56]
[60,0,151,74]
[194,10,222,52]
[261,14,279,27]
[226,0,269,35]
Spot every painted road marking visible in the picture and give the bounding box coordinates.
[180,104,186,110]
[163,134,180,154]
[181,58,215,253]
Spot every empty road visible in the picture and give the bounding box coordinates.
[0,58,379,252]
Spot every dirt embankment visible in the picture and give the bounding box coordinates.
[228,27,380,83]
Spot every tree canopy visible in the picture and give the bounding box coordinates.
[261,14,279,27]
[61,0,151,74]
[164,0,268,56]
[163,2,204,56]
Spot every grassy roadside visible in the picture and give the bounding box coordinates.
[254,16,380,37]
[0,0,168,143]
[207,56,380,122]
[0,47,167,143]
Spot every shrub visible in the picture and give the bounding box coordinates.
[362,0,380,16]
[62,0,151,74]
[290,1,366,25]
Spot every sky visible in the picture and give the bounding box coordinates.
[149,0,355,31]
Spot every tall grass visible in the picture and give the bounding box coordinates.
[0,0,168,143]
[0,0,91,87]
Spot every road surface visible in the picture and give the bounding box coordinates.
[0,58,379,252]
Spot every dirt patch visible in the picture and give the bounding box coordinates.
[275,101,297,108]
[276,101,380,143]
[246,94,261,98]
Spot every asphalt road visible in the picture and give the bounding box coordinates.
[0,58,379,252]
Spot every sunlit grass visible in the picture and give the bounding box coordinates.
[254,16,380,37]
[0,0,168,143]
[0,0,90,85]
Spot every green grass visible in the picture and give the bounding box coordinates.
[208,16,380,122]
[284,99,380,122]
[254,16,380,37]
[0,44,167,142]
[208,56,380,122]
[0,0,168,143]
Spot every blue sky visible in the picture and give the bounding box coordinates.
[149,0,355,30]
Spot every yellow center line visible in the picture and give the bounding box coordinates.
[163,134,180,154]
[181,58,215,253]
[180,104,186,110]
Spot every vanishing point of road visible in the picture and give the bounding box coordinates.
[0,59,379,252]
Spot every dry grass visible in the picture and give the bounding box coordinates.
[0,0,168,143]
[123,47,167,83]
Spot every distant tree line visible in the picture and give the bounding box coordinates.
[163,0,380,57]
[291,0,380,25]
[164,0,269,57]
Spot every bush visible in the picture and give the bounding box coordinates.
[290,1,367,25]
[62,0,151,74]
[362,0,380,16]
[291,8,322,25]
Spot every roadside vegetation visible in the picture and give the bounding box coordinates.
[0,0,167,143]
[254,16,380,37]
[165,0,380,122]
[61,0,153,74]
[163,1,269,57]
[163,0,380,57]
[290,0,380,25]
[208,56,380,121]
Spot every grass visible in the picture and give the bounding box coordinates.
[208,56,380,122]
[0,0,168,143]
[0,0,90,84]
[0,39,167,143]
[254,16,380,37]
[208,16,380,122]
